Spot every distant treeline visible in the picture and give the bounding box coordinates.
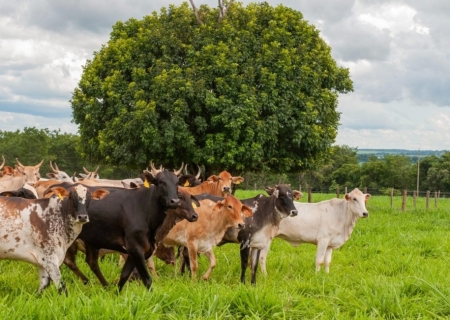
[1,128,449,194]
[357,149,446,164]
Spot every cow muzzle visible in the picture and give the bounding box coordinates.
[362,212,369,218]
[290,209,298,217]
[236,223,245,229]
[77,214,89,223]
[188,214,198,222]
[223,187,230,193]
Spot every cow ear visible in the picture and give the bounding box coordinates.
[293,190,303,200]
[51,187,69,199]
[232,176,244,185]
[213,200,225,211]
[365,194,371,201]
[264,187,275,195]
[47,173,57,179]
[190,195,201,208]
[345,193,350,201]
[91,189,110,200]
[142,172,156,186]
[207,175,219,182]
[242,205,253,217]
[0,191,13,197]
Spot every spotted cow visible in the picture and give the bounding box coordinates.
[0,185,109,294]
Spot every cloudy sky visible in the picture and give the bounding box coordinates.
[1,0,449,150]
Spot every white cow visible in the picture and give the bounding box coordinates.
[0,185,109,294]
[259,188,371,273]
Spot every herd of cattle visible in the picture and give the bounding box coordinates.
[0,157,371,294]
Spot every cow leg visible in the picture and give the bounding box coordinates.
[125,236,152,290]
[43,260,67,295]
[250,248,261,285]
[315,240,329,272]
[240,246,250,284]
[201,250,216,280]
[179,246,191,275]
[118,255,138,292]
[258,241,273,276]
[85,245,109,286]
[187,244,198,279]
[37,266,51,293]
[146,255,158,278]
[324,248,333,273]
[63,243,89,285]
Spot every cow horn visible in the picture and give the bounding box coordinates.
[195,165,201,179]
[174,162,184,176]
[0,156,5,170]
[150,161,160,176]
[93,166,100,174]
[83,166,90,174]
[36,159,44,168]
[16,158,25,168]
[50,161,58,173]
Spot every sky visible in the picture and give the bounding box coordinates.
[1,0,449,150]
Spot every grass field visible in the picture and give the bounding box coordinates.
[1,190,450,319]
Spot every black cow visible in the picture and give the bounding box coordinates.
[73,165,198,291]
[183,184,301,285]
[0,187,37,199]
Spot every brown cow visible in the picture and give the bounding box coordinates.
[178,170,243,197]
[163,195,252,280]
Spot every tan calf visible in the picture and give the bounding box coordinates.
[163,195,252,280]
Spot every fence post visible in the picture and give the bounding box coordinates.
[390,188,393,209]
[254,183,257,191]
[438,190,440,198]
[364,187,367,194]
[308,187,312,203]
[345,186,347,194]
[435,191,438,208]
[336,187,340,198]
[402,190,407,212]
[426,191,430,210]
[413,190,416,208]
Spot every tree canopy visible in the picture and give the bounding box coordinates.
[71,1,353,174]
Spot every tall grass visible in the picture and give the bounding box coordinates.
[1,191,450,319]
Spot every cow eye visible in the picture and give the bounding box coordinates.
[228,205,232,209]
[353,198,357,201]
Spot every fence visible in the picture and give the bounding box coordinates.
[300,187,443,211]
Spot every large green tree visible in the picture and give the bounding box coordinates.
[71,1,353,174]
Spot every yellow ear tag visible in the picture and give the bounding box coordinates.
[184,181,190,187]
[234,181,241,185]
[192,202,197,208]
[144,179,150,188]
[58,193,64,200]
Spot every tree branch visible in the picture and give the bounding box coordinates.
[189,0,203,25]
[218,0,235,23]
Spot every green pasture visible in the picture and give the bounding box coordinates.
[1,191,450,319]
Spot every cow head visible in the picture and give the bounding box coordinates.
[265,184,300,218]
[46,161,73,182]
[51,185,109,223]
[213,195,252,229]
[345,188,371,218]
[206,171,244,196]
[15,158,44,185]
[143,162,181,209]
[172,190,200,222]
[178,164,202,187]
